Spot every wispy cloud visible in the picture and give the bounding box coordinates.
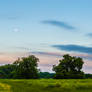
[52,44,92,54]
[0,13,20,20]
[86,33,92,38]
[42,20,76,30]
[31,51,92,73]
[31,51,92,61]
[0,52,5,55]
[31,51,63,57]
[13,46,31,51]
[0,50,92,73]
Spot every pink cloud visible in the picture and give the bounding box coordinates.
[0,51,92,73]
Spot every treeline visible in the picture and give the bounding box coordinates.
[0,54,91,79]
[40,73,92,79]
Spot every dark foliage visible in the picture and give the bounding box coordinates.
[85,74,92,79]
[0,64,16,78]
[53,54,84,79]
[39,72,54,78]
[14,55,39,79]
[0,55,39,79]
[0,54,91,79]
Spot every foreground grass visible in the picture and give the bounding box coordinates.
[0,79,92,92]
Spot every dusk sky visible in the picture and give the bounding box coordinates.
[0,0,92,73]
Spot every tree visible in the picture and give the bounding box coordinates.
[0,64,16,79]
[53,54,84,79]
[13,55,39,79]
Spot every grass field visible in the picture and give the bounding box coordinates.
[0,79,92,92]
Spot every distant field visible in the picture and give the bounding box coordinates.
[0,79,92,92]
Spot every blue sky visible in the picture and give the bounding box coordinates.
[0,0,92,73]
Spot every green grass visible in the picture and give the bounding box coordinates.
[0,79,92,92]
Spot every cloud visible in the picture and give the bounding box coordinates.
[52,44,92,54]
[31,51,92,73]
[0,53,4,55]
[86,33,92,38]
[31,53,61,72]
[13,28,20,32]
[13,46,31,51]
[0,14,20,20]
[31,51,62,57]
[32,51,92,60]
[42,20,76,30]
[0,50,92,73]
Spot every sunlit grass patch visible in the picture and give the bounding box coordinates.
[0,83,11,92]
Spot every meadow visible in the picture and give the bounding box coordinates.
[0,79,92,92]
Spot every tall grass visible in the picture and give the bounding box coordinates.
[0,79,92,92]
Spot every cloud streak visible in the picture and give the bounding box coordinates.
[52,44,92,54]
[42,20,76,30]
[31,51,92,73]
[0,14,19,20]
[31,51,62,57]
[31,51,92,61]
[86,33,92,38]
[13,46,31,51]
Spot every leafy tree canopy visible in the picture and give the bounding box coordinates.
[53,54,84,79]
[13,55,39,79]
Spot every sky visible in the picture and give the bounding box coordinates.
[0,0,92,73]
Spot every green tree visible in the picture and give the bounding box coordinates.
[0,64,16,78]
[13,55,39,79]
[53,54,84,79]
